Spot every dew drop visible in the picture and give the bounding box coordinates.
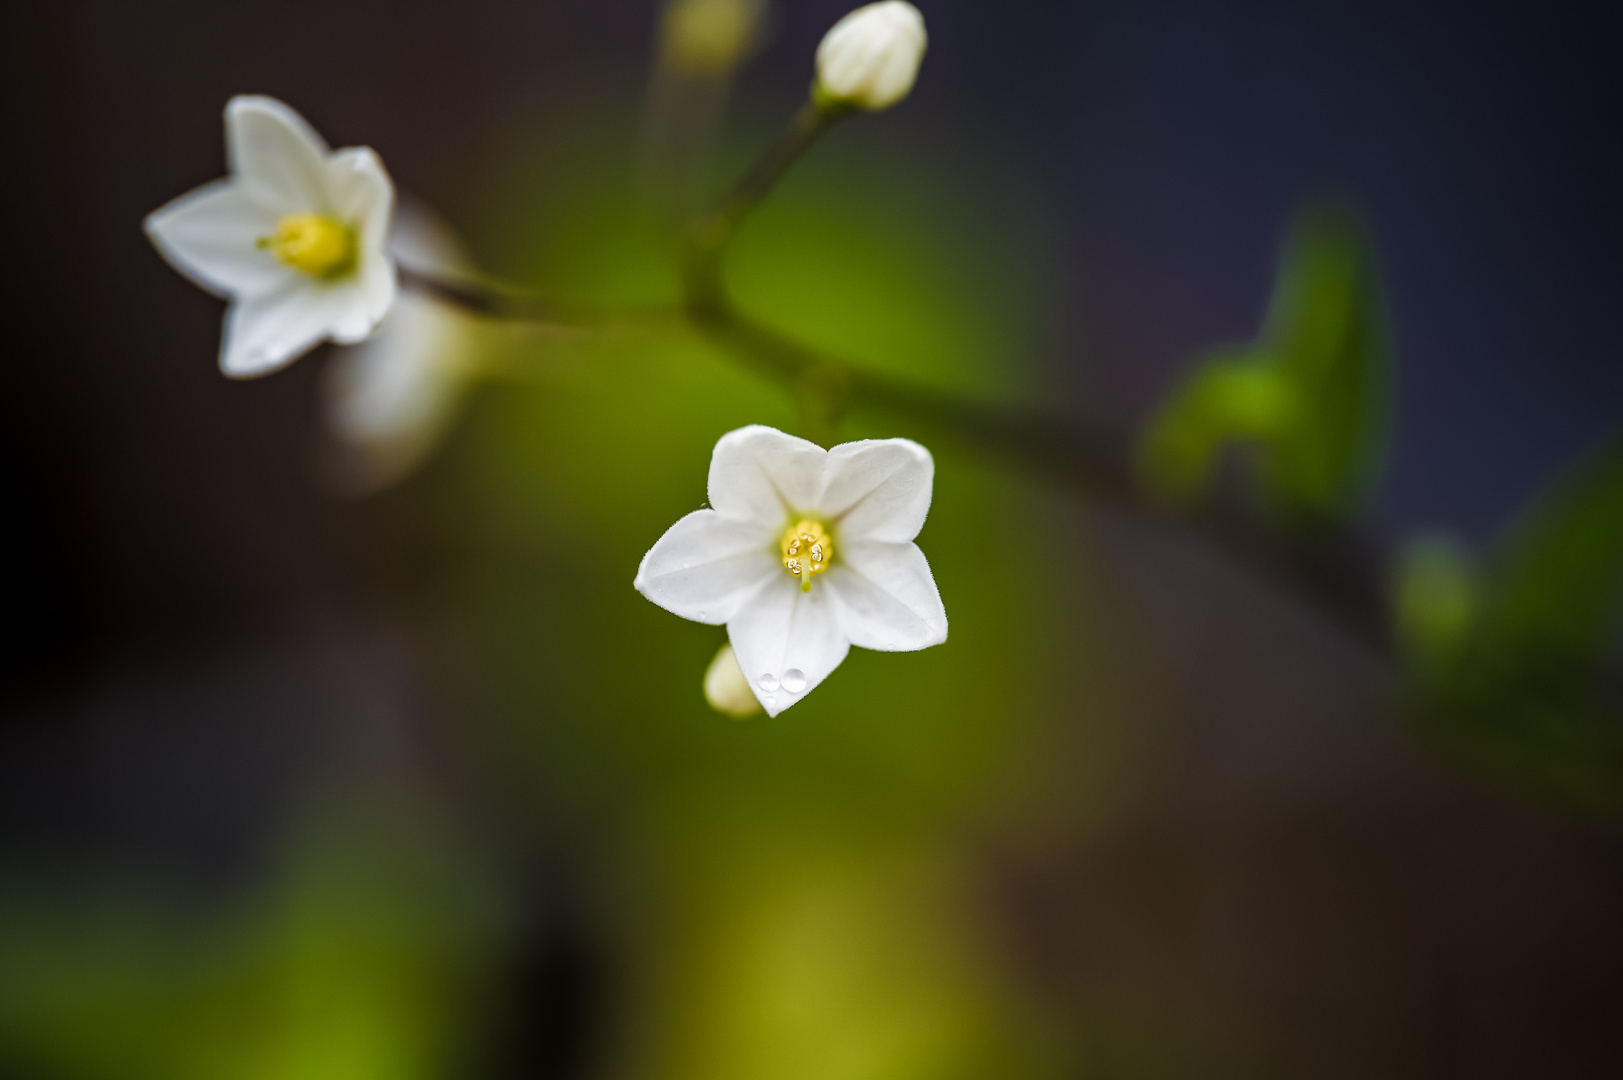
[764,695,777,708]
[781,669,807,693]
[758,673,780,693]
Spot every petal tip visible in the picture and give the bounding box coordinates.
[219,355,296,380]
[219,326,317,380]
[225,94,298,124]
[225,93,332,174]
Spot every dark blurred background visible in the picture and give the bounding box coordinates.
[3,1,1622,1077]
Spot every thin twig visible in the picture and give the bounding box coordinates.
[693,303,1393,653]
[673,102,1393,654]
[397,264,686,334]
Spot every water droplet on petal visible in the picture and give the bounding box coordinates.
[758,673,780,693]
[781,669,807,693]
[764,695,777,708]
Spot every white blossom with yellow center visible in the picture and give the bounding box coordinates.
[635,425,949,717]
[144,96,396,378]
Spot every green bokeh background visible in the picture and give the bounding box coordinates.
[446,102,1095,1077]
[6,82,1620,1077]
[1,100,1137,1078]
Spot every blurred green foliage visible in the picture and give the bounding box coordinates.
[1398,435,1623,816]
[1482,434,1623,665]
[1394,534,1480,677]
[0,794,500,1080]
[9,66,1620,1080]
[434,106,1089,1076]
[0,104,1096,1079]
[1140,202,1392,523]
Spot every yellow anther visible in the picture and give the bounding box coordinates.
[259,213,356,278]
[781,519,833,592]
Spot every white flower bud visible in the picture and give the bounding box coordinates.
[814,2,928,112]
[703,643,762,718]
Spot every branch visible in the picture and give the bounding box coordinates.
[674,103,1394,655]
[396,106,1394,656]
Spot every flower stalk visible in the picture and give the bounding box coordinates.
[380,34,1391,660]
[682,99,847,317]
[391,111,1388,655]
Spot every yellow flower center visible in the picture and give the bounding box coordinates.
[259,213,356,278]
[781,520,833,593]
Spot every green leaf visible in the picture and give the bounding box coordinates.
[1482,433,1623,664]
[1138,201,1392,521]
[1405,435,1623,819]
[1138,348,1297,502]
[1259,202,1393,514]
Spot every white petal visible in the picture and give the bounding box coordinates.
[325,293,471,444]
[316,147,397,343]
[226,96,334,215]
[144,180,292,298]
[324,147,393,235]
[821,438,934,543]
[329,247,397,344]
[221,282,354,378]
[708,426,827,525]
[635,510,782,624]
[728,576,850,717]
[825,540,947,651]
[321,201,477,489]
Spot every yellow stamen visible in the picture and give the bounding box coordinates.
[780,520,833,593]
[258,213,356,278]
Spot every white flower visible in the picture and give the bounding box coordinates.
[635,425,948,717]
[703,643,763,718]
[814,2,928,112]
[323,201,485,491]
[145,95,396,378]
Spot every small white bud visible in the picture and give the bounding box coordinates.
[703,643,762,718]
[814,2,928,112]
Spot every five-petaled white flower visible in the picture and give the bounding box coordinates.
[815,1,928,112]
[635,425,948,717]
[145,95,396,378]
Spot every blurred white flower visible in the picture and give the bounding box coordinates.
[323,202,486,491]
[815,2,928,112]
[703,643,763,718]
[145,95,396,378]
[636,425,948,717]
